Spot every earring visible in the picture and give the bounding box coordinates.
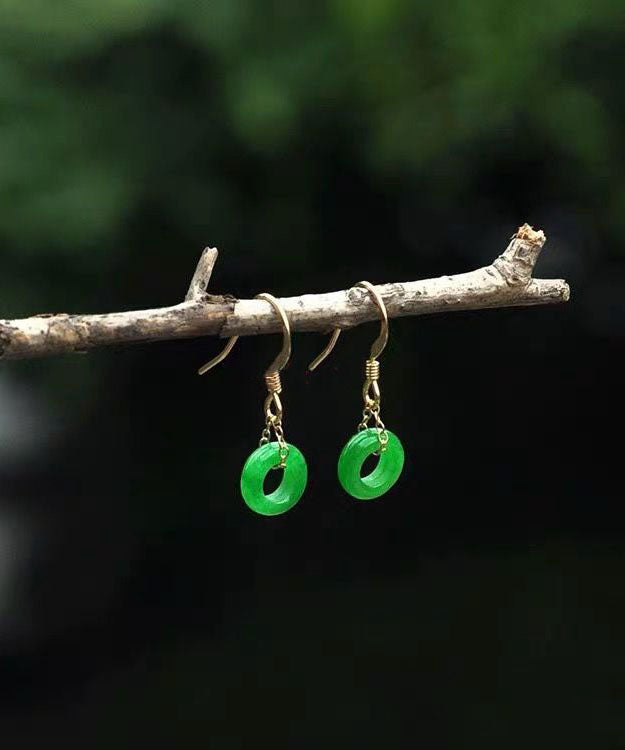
[309,281,404,500]
[199,293,307,516]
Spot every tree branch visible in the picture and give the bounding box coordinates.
[0,224,569,361]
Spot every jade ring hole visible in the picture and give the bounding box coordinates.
[360,452,380,478]
[263,466,284,495]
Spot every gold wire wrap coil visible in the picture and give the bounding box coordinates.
[264,371,282,394]
[365,359,380,381]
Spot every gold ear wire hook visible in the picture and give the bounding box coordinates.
[255,293,291,374]
[356,281,388,360]
[197,335,239,375]
[255,293,292,469]
[308,327,341,371]
[307,281,388,370]
[197,293,291,376]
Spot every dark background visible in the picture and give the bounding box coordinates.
[1,2,624,747]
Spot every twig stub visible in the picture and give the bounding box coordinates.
[185,247,219,301]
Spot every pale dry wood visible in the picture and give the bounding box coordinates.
[185,247,219,302]
[0,224,569,361]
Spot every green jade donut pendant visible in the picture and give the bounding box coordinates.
[240,441,308,516]
[338,428,404,499]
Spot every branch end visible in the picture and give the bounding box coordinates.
[493,223,547,286]
[515,223,545,247]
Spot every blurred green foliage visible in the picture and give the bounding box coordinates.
[0,0,623,316]
[1,9,623,743]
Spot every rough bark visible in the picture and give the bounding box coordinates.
[0,224,569,361]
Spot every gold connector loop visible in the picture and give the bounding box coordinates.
[264,391,283,422]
